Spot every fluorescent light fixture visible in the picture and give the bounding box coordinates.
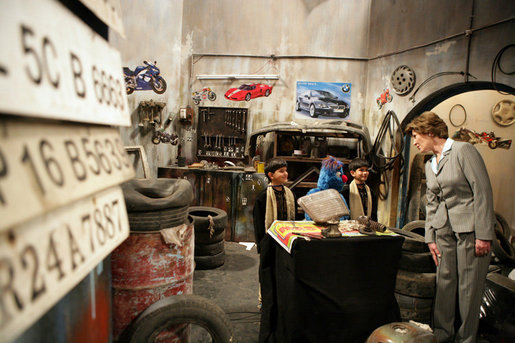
[196,74,279,80]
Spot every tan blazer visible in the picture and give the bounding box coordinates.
[424,141,495,243]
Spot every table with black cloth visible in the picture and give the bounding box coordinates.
[258,233,405,343]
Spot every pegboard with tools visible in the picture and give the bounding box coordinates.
[197,106,248,159]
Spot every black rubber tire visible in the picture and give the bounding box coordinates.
[394,292,433,311]
[495,212,511,241]
[389,227,428,253]
[189,207,227,244]
[151,76,167,94]
[402,220,426,237]
[195,251,225,270]
[189,207,227,231]
[399,251,436,273]
[122,178,193,212]
[395,292,433,324]
[195,230,225,245]
[399,307,432,324]
[395,269,436,298]
[195,240,225,257]
[127,205,189,231]
[491,228,515,265]
[124,294,233,343]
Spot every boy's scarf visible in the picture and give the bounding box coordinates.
[349,180,372,219]
[265,186,295,230]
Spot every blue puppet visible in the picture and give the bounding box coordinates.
[305,156,350,221]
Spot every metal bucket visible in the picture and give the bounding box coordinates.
[111,216,194,341]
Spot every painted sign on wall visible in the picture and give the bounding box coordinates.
[295,82,351,120]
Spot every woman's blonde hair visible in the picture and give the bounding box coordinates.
[405,111,448,139]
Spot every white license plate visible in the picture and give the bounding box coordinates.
[0,0,130,126]
[78,0,125,36]
[0,118,135,232]
[334,109,344,113]
[0,186,129,342]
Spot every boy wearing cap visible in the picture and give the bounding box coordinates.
[342,158,378,221]
[253,158,296,253]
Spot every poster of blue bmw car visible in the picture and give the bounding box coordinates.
[295,81,351,120]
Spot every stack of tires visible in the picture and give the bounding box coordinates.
[492,212,515,266]
[122,178,193,230]
[188,206,228,270]
[390,221,435,324]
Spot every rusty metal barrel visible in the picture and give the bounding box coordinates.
[111,179,194,341]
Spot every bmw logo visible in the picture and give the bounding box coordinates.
[341,84,350,93]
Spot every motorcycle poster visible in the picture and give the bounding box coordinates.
[295,81,352,121]
[124,61,167,94]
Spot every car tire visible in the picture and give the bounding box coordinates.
[122,294,233,343]
[245,93,251,101]
[398,251,436,273]
[491,228,515,265]
[395,269,436,298]
[195,251,225,270]
[309,104,318,118]
[295,100,300,111]
[195,240,225,257]
[402,220,426,238]
[388,227,428,253]
[265,89,270,97]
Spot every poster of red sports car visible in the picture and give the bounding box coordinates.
[224,83,273,101]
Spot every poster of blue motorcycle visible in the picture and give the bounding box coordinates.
[123,61,167,94]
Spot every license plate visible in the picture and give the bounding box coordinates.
[0,186,129,342]
[78,0,125,36]
[0,118,135,232]
[334,109,344,113]
[0,0,130,126]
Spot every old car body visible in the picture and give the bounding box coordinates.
[225,83,273,101]
[247,119,372,160]
[296,90,350,118]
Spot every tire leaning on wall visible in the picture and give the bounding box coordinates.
[188,206,228,269]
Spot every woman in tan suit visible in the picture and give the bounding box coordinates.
[405,112,494,343]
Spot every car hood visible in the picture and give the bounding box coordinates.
[225,88,242,97]
[315,97,347,105]
[246,119,372,157]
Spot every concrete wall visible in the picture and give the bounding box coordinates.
[365,0,514,226]
[110,0,184,178]
[110,0,514,227]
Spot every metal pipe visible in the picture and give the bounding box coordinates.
[464,0,476,82]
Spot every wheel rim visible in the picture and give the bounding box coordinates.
[310,105,315,117]
[245,93,251,101]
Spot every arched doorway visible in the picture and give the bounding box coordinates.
[398,81,515,228]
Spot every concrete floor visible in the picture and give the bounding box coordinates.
[193,241,261,343]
